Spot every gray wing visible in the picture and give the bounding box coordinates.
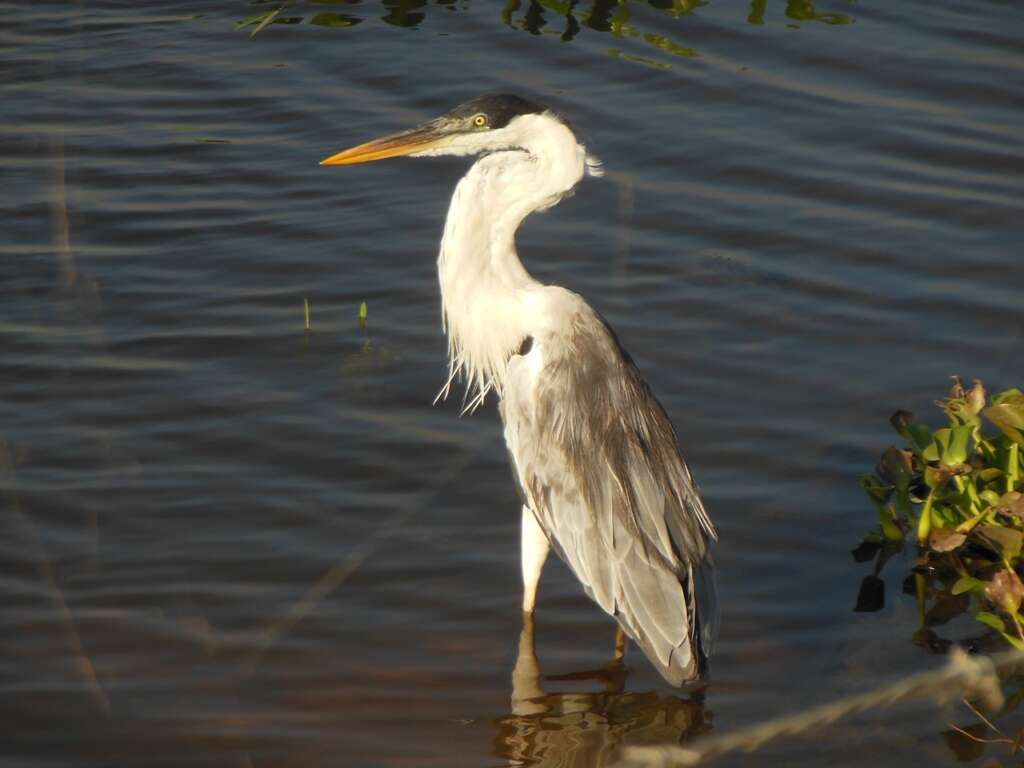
[501,297,717,685]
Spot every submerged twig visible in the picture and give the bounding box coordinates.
[962,695,1002,735]
[946,722,1013,746]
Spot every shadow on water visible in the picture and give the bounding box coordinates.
[493,616,710,766]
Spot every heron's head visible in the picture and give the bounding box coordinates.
[321,93,602,175]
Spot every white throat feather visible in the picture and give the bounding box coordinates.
[434,112,592,412]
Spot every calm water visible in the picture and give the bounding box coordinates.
[2,1,1022,766]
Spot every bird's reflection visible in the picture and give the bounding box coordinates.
[494,615,711,766]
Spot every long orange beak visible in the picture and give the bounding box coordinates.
[320,124,450,165]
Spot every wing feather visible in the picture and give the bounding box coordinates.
[501,291,717,685]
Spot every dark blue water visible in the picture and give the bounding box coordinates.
[2,1,1022,766]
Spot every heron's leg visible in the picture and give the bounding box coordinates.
[614,626,628,662]
[521,506,550,613]
[511,612,546,716]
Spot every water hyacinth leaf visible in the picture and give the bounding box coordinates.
[905,422,933,456]
[984,391,1024,446]
[980,489,1003,508]
[929,528,965,552]
[977,525,1023,560]
[880,507,904,542]
[933,504,960,527]
[946,424,973,465]
[929,424,972,466]
[861,474,891,503]
[985,568,1024,613]
[995,491,1024,518]
[922,430,944,462]
[878,447,914,490]
[995,388,1024,403]
[966,379,987,417]
[976,611,1006,633]
[979,467,1004,484]
[924,464,949,490]
[951,576,985,595]
[859,379,1024,652]
[890,409,914,437]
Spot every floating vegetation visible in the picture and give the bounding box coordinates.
[856,377,1024,649]
[309,11,359,28]
[358,300,368,331]
[236,6,286,37]
[229,0,854,49]
[607,49,672,70]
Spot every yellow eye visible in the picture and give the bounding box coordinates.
[472,114,488,128]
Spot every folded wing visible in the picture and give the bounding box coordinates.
[501,292,717,685]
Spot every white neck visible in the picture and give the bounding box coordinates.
[436,114,587,410]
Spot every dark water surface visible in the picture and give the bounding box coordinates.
[2,1,1022,766]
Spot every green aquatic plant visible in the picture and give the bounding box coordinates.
[859,378,1024,647]
[232,0,854,48]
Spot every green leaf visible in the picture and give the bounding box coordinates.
[924,464,949,490]
[890,410,914,437]
[861,474,891,503]
[880,506,904,542]
[984,391,1024,446]
[952,576,985,595]
[1003,631,1024,651]
[931,424,972,466]
[946,424,973,465]
[878,447,915,491]
[923,430,944,462]
[979,468,1004,484]
[978,524,1023,560]
[310,12,360,27]
[933,504,961,526]
[976,611,1006,632]
[981,489,1003,507]
[906,423,933,456]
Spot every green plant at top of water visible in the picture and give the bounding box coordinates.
[860,377,1024,647]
